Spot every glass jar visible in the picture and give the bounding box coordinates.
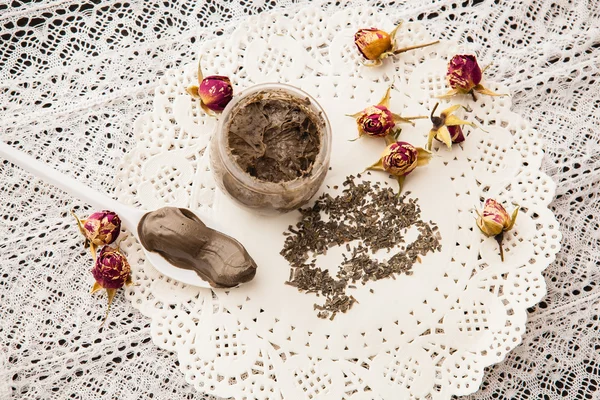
[209,83,331,214]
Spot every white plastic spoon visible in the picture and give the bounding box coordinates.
[0,141,223,288]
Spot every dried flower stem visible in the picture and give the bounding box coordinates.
[393,40,440,54]
[495,234,505,261]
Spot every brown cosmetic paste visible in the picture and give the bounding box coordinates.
[227,95,321,183]
[137,207,257,288]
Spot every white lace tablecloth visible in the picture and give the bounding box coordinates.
[1,1,598,399]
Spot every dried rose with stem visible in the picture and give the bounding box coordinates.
[367,140,431,192]
[186,56,234,114]
[348,87,427,139]
[355,22,439,66]
[427,102,477,150]
[72,210,121,259]
[476,199,519,261]
[438,54,507,101]
[91,245,133,326]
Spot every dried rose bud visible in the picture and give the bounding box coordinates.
[91,246,132,324]
[435,125,465,144]
[354,22,439,66]
[382,142,422,175]
[449,125,466,143]
[349,87,427,139]
[438,54,507,100]
[186,58,233,114]
[355,29,392,61]
[367,141,431,191]
[476,198,519,261]
[356,105,396,137]
[198,76,233,112]
[427,103,476,150]
[448,54,482,92]
[72,210,121,259]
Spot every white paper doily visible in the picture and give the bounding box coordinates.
[114,8,561,399]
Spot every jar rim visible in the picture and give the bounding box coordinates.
[214,83,332,194]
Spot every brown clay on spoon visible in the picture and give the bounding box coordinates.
[137,207,257,288]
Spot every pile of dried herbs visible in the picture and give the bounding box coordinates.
[281,174,442,319]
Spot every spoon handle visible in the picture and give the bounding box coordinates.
[0,141,137,223]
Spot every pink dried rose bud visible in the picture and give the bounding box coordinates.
[427,103,477,150]
[447,54,482,92]
[476,198,519,261]
[198,75,233,112]
[356,105,396,137]
[349,87,427,139]
[186,58,234,114]
[477,199,518,236]
[439,54,507,100]
[448,125,465,143]
[354,22,439,66]
[434,125,465,144]
[72,210,121,259]
[367,141,431,192]
[91,246,133,325]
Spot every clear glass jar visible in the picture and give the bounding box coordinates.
[209,83,331,214]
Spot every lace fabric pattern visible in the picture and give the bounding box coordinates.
[1,1,598,399]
